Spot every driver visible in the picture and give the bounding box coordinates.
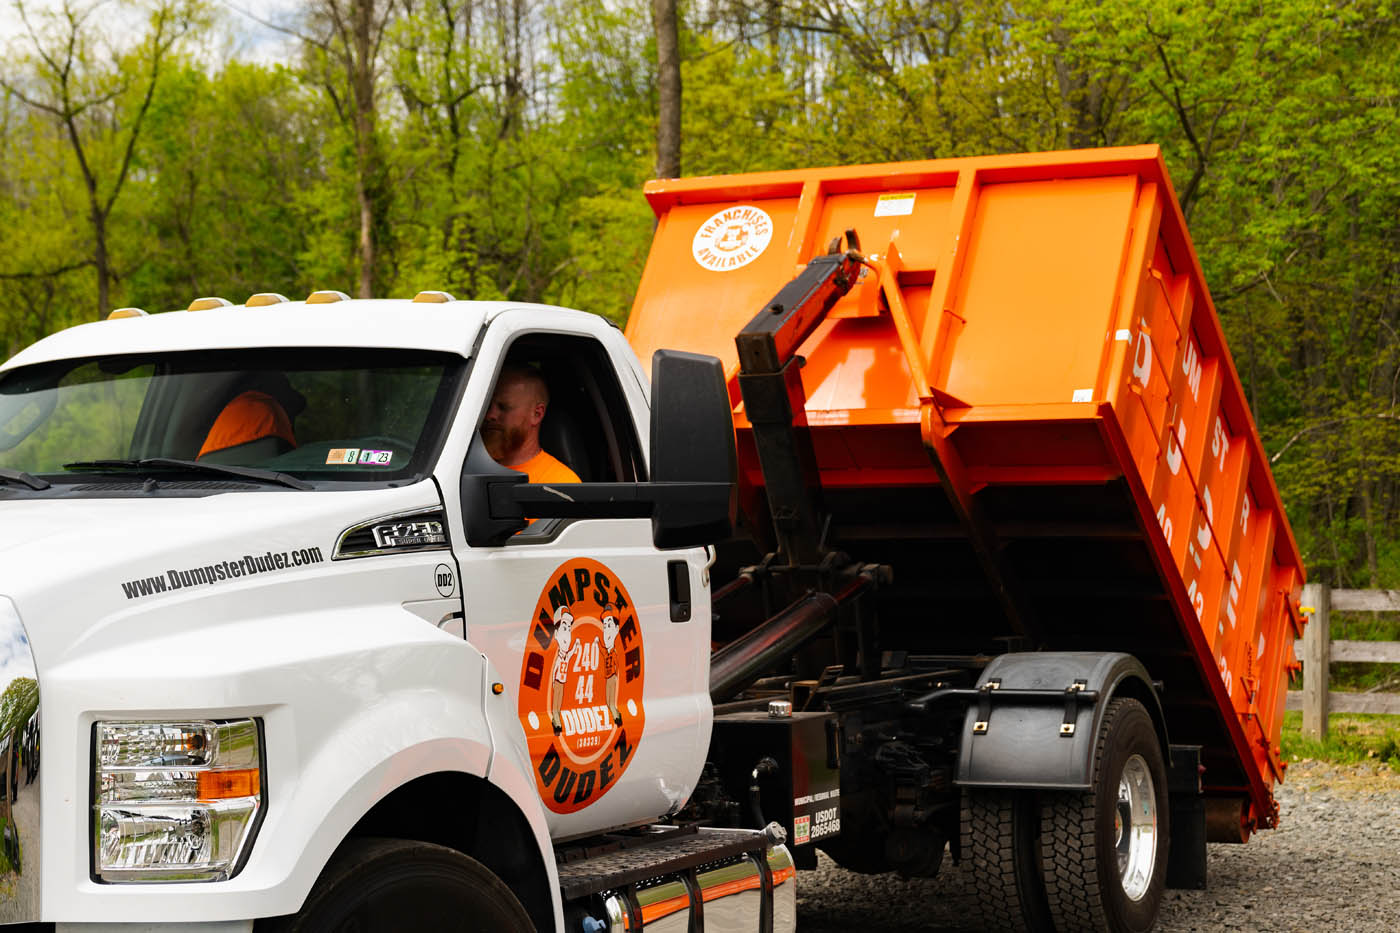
[482,363,579,485]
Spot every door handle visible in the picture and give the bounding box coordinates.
[667,560,691,623]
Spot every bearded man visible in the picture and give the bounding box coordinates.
[481,363,581,485]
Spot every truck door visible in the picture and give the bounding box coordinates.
[448,315,712,839]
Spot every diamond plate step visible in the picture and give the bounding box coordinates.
[555,826,771,900]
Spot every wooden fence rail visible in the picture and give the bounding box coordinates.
[1285,583,1400,739]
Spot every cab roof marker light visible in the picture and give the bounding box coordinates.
[245,292,290,307]
[107,307,148,320]
[412,290,456,303]
[187,297,233,311]
[306,289,351,304]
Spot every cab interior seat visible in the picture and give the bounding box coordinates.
[539,390,596,483]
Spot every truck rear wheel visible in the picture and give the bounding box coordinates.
[960,789,1052,932]
[1039,697,1169,933]
[258,837,534,933]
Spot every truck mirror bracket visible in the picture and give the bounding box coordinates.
[459,433,528,547]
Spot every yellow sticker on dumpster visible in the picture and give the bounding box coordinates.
[874,192,915,217]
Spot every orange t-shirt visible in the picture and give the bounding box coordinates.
[511,448,580,485]
[198,390,296,458]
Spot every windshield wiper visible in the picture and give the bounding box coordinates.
[0,467,50,490]
[62,458,312,491]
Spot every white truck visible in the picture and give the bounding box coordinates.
[0,290,782,932]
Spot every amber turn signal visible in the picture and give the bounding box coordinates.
[197,768,260,800]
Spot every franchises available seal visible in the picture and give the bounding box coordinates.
[692,205,773,271]
[519,558,645,814]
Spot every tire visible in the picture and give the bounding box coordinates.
[960,789,1052,933]
[257,837,534,933]
[1040,698,1169,933]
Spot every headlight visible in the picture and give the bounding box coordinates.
[93,719,264,882]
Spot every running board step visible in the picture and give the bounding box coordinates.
[556,824,777,899]
[557,824,796,933]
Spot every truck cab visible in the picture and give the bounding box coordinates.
[0,293,771,932]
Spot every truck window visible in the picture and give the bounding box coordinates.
[484,334,645,486]
[0,348,464,492]
[0,360,153,472]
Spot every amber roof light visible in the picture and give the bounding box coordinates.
[306,290,351,304]
[412,290,457,303]
[187,297,232,311]
[107,307,148,320]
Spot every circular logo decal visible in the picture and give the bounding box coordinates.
[518,558,645,814]
[434,563,456,597]
[692,205,773,272]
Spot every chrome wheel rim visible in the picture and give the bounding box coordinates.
[1115,753,1157,901]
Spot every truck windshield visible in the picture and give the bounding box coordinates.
[0,347,464,490]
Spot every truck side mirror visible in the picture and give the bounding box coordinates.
[648,349,737,548]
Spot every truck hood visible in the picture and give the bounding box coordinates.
[0,484,445,667]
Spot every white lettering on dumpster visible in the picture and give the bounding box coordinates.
[693,205,774,271]
[1182,338,1202,401]
[1132,329,1152,387]
[1165,421,1186,475]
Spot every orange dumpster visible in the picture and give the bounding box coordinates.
[628,145,1305,833]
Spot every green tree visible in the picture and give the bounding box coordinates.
[0,0,205,318]
[129,61,326,308]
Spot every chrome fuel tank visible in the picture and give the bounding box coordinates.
[600,844,796,933]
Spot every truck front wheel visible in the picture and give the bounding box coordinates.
[1039,697,1169,933]
[258,837,534,933]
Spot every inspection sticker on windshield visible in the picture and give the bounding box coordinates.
[357,449,392,466]
[325,448,360,465]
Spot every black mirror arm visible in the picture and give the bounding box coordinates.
[490,482,648,519]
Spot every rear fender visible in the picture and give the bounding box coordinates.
[954,652,1167,791]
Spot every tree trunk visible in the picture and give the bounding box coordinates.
[93,208,110,317]
[352,0,380,298]
[653,0,681,179]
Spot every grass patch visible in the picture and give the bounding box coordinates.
[1329,612,1400,691]
[1280,709,1400,771]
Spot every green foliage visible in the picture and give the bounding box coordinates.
[0,677,37,739]
[0,0,1398,581]
[132,61,326,307]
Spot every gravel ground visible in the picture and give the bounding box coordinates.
[796,760,1400,932]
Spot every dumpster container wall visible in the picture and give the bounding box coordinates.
[627,146,1305,828]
